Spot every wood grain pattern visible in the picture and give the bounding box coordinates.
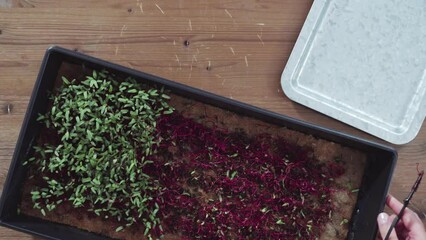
[0,0,425,239]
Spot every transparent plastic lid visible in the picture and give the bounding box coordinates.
[281,0,426,144]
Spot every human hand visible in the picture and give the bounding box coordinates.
[377,195,426,240]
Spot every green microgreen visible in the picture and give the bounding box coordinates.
[24,70,174,236]
[340,218,349,225]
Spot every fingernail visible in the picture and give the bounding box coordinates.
[378,213,388,224]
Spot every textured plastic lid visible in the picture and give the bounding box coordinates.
[281,0,426,145]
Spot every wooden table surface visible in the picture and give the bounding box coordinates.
[0,0,424,239]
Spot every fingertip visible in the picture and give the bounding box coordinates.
[377,213,398,240]
[378,212,389,225]
[386,194,395,204]
[385,194,392,207]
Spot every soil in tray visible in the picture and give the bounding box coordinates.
[19,65,366,240]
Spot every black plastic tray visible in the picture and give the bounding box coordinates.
[0,46,397,240]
